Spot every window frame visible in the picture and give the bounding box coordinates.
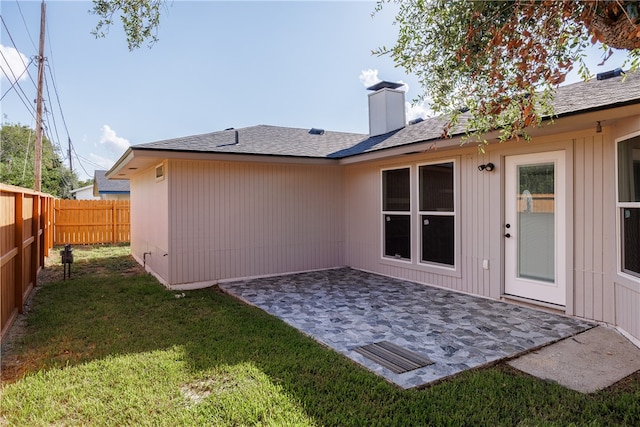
[155,162,166,182]
[417,160,458,270]
[379,159,461,277]
[615,131,640,282]
[381,166,412,263]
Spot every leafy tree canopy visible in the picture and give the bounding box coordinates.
[0,123,79,198]
[91,0,165,50]
[374,0,640,146]
[91,0,640,146]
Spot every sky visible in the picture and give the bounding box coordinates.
[0,0,634,182]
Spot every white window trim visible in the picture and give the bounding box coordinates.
[379,159,461,278]
[615,130,640,283]
[381,165,413,263]
[416,159,460,275]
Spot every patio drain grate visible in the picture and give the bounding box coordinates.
[353,341,434,374]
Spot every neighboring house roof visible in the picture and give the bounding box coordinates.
[70,184,94,195]
[108,72,640,178]
[94,170,131,195]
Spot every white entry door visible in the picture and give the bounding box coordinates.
[504,151,566,306]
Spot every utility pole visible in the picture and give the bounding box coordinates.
[34,0,46,192]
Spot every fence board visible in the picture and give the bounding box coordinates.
[0,184,54,342]
[54,200,130,245]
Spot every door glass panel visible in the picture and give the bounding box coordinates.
[517,163,555,282]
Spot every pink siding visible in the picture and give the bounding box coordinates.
[573,134,614,323]
[125,115,640,344]
[131,165,169,284]
[342,128,638,343]
[168,160,344,285]
[615,282,640,341]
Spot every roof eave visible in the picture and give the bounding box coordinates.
[106,147,134,180]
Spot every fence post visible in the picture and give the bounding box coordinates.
[112,202,117,244]
[39,196,46,267]
[14,192,24,313]
[31,195,40,290]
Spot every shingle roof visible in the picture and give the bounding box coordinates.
[135,125,366,158]
[132,72,640,160]
[94,170,130,193]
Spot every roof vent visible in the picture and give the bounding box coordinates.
[217,129,239,147]
[309,128,325,135]
[596,68,624,80]
[408,118,424,125]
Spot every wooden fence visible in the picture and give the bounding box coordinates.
[54,199,130,245]
[1,184,54,342]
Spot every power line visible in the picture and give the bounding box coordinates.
[14,0,38,52]
[75,152,106,169]
[70,143,92,177]
[43,72,63,153]
[0,14,38,88]
[45,21,74,172]
[45,61,71,140]
[0,56,34,101]
[0,65,37,122]
[0,14,38,121]
[0,49,37,117]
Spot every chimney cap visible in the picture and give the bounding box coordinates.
[366,81,405,91]
[596,68,624,80]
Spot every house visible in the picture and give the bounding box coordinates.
[69,184,99,200]
[107,72,640,346]
[93,170,130,200]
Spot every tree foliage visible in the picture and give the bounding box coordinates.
[91,0,165,50]
[374,0,640,146]
[0,123,78,198]
[89,1,640,145]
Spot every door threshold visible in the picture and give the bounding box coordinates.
[501,294,566,314]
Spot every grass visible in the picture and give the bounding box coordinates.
[1,245,638,426]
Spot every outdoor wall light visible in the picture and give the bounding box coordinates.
[596,121,602,133]
[478,163,495,172]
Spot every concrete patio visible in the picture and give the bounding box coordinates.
[220,268,595,389]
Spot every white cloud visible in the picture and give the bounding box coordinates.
[0,44,29,83]
[406,100,433,121]
[359,69,381,88]
[99,125,130,153]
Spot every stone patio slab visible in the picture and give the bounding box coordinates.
[219,268,595,389]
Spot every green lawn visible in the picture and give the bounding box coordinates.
[1,245,638,426]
